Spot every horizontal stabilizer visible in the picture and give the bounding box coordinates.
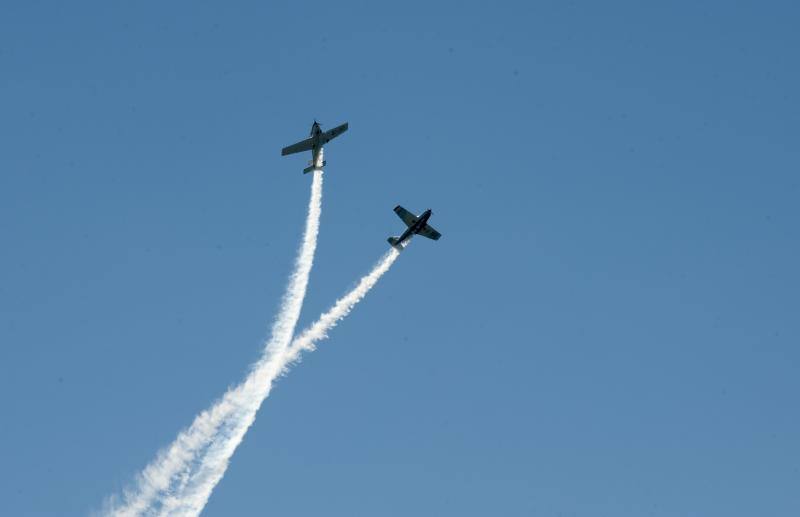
[303,160,326,174]
[387,236,405,251]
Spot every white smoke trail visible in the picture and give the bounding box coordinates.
[282,248,400,366]
[156,248,401,516]
[107,170,325,516]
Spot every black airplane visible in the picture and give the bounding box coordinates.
[387,205,441,251]
[281,120,349,174]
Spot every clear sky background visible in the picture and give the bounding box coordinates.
[1,1,798,516]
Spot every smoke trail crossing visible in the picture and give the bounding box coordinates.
[155,248,401,515]
[107,170,325,516]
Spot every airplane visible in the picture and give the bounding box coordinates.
[281,120,349,174]
[388,205,441,251]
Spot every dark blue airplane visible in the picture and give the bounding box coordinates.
[388,205,441,251]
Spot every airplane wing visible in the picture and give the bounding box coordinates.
[417,223,442,240]
[281,137,314,156]
[393,205,418,227]
[322,123,348,144]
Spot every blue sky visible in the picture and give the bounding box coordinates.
[1,1,799,515]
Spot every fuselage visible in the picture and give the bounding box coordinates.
[398,209,432,244]
[310,121,323,166]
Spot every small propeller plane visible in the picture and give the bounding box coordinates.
[281,120,349,173]
[388,205,441,251]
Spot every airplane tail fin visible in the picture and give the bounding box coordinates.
[303,160,326,174]
[387,237,404,251]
